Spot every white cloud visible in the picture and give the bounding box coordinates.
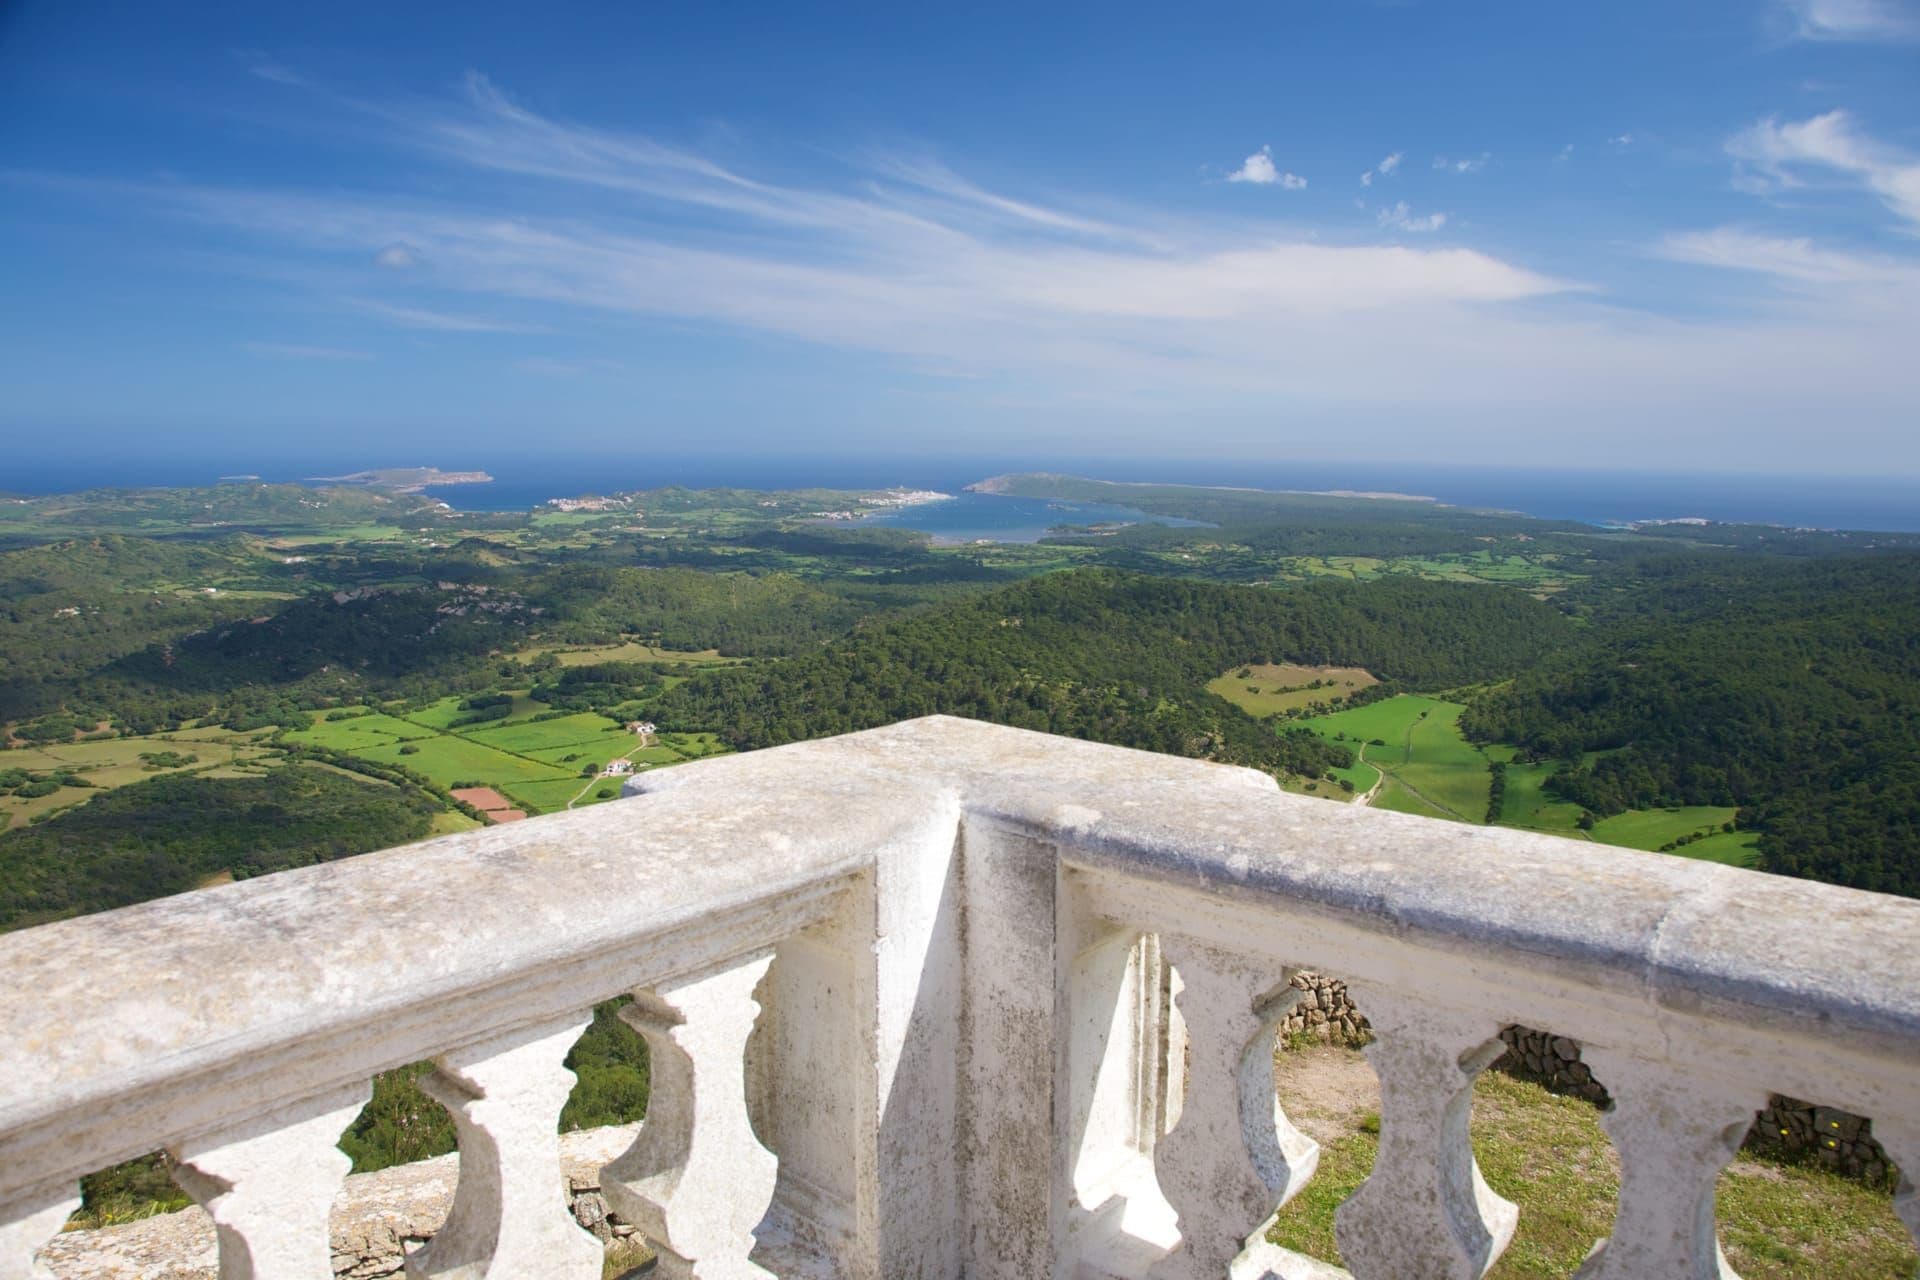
[242,341,373,360]
[1611,134,1636,148]
[375,243,418,270]
[1377,202,1449,233]
[43,70,1920,466]
[1556,143,1575,163]
[1659,227,1920,289]
[1434,153,1490,174]
[1778,0,1920,41]
[1227,146,1305,188]
[1731,110,1920,230]
[1361,152,1402,187]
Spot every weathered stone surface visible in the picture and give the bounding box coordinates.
[41,1126,638,1280]
[4,717,1919,1277]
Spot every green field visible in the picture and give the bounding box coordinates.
[357,736,575,790]
[1494,759,1589,834]
[398,694,551,731]
[1673,829,1762,866]
[525,736,645,769]
[1300,695,1490,821]
[284,712,438,751]
[1590,805,1739,851]
[500,777,604,814]
[464,713,627,754]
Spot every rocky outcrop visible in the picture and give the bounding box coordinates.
[42,1125,641,1280]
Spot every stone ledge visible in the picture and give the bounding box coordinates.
[40,1125,639,1280]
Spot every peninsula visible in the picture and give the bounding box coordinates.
[306,467,493,493]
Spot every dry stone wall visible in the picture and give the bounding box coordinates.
[1284,972,1893,1184]
[1278,971,1369,1045]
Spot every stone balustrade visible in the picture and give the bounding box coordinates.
[2,715,1916,1279]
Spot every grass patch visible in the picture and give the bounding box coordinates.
[1590,805,1739,852]
[464,712,626,754]
[501,777,602,815]
[395,695,542,731]
[1301,695,1489,822]
[284,713,438,750]
[516,640,734,667]
[1267,1055,1913,1278]
[356,737,574,790]
[1674,829,1762,866]
[1495,760,1590,835]
[525,735,649,769]
[1207,663,1379,717]
[1370,775,1453,819]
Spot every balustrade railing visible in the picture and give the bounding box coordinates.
[3,716,1916,1278]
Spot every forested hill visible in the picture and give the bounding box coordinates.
[0,766,435,931]
[649,569,1573,777]
[1464,554,1920,895]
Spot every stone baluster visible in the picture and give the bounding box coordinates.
[0,1191,79,1280]
[1334,987,1516,1280]
[602,951,778,1280]
[167,1083,369,1280]
[1572,1048,1762,1279]
[1867,1119,1919,1271]
[1149,936,1317,1280]
[406,1016,604,1279]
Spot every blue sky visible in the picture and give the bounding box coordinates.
[2,0,1918,473]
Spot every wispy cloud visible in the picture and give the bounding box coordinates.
[1659,227,1920,289]
[1434,152,1490,174]
[1777,0,1920,41]
[1227,145,1307,189]
[31,68,1919,449]
[1360,151,1402,187]
[242,341,373,360]
[1731,110,1920,230]
[349,299,539,333]
[233,49,309,87]
[1377,202,1448,232]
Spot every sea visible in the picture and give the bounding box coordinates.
[7,454,1920,537]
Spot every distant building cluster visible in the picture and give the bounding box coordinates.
[544,494,637,513]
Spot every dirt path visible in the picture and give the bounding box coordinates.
[1273,1042,1381,1146]
[1354,745,1384,806]
[565,734,652,810]
[1353,725,1467,819]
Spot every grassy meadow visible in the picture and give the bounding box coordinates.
[1299,695,1491,822]
[1289,696,1762,867]
[1207,663,1379,717]
[1269,1046,1915,1279]
[0,728,281,830]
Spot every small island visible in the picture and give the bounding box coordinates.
[307,467,493,493]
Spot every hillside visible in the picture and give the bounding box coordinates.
[1463,554,1920,895]
[0,765,435,931]
[650,569,1574,778]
